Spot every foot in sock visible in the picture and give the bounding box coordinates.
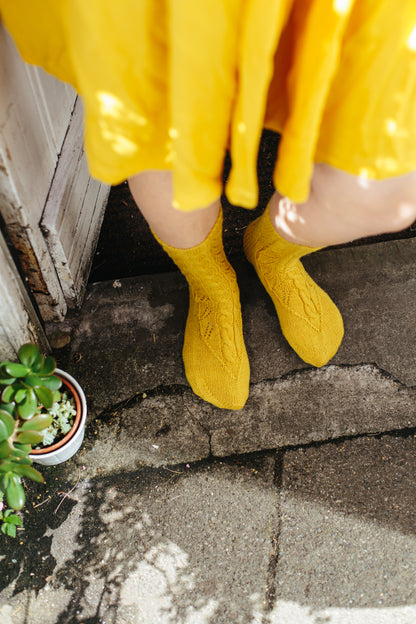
[153,209,250,409]
[243,206,343,367]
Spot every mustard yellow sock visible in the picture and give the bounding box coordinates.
[153,209,249,410]
[243,206,343,367]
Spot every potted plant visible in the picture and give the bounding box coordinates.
[0,343,87,537]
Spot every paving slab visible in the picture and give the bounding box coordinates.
[52,362,415,478]
[57,237,416,402]
[2,237,415,624]
[265,433,416,624]
[48,238,416,468]
[0,454,279,624]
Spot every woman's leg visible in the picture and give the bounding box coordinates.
[128,170,219,248]
[128,170,250,410]
[269,164,416,247]
[244,165,416,367]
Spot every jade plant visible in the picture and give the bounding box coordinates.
[0,491,22,537]
[0,343,63,536]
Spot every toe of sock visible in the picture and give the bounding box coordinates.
[284,309,344,367]
[184,353,250,410]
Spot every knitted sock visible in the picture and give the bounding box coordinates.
[243,206,343,367]
[153,209,249,410]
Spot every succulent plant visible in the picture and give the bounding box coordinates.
[0,343,62,530]
[36,391,77,448]
[0,492,22,537]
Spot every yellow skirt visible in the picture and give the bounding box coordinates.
[2,0,416,211]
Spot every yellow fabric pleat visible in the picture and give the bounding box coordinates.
[1,0,416,210]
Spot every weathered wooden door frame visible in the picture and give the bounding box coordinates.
[0,228,49,360]
[0,23,109,359]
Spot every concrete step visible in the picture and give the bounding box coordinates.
[47,237,416,479]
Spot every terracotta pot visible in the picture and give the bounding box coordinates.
[30,369,87,466]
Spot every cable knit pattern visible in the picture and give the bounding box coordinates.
[153,209,249,410]
[244,207,344,367]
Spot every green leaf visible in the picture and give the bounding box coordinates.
[18,389,38,420]
[34,386,53,409]
[0,419,8,442]
[0,456,32,470]
[1,473,11,489]
[6,476,25,510]
[0,440,11,459]
[18,343,39,368]
[10,454,31,465]
[15,430,44,445]
[40,375,62,392]
[5,363,29,378]
[13,443,32,453]
[24,375,43,388]
[19,413,52,432]
[14,388,27,404]
[1,386,16,404]
[0,411,15,437]
[2,522,17,537]
[12,464,44,483]
[0,403,15,416]
[0,363,15,382]
[41,356,56,376]
[4,510,23,526]
[0,375,16,386]
[10,451,32,464]
[31,352,44,373]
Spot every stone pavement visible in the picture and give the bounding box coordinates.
[1,238,416,623]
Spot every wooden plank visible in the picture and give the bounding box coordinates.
[0,229,49,360]
[0,23,69,321]
[0,25,61,216]
[0,23,108,324]
[25,64,76,156]
[0,147,68,321]
[41,99,110,306]
[68,176,110,302]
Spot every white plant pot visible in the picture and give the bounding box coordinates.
[29,368,87,466]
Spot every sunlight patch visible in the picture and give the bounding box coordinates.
[407,24,416,51]
[385,118,397,135]
[102,130,138,156]
[97,91,148,127]
[333,0,353,16]
[97,91,123,117]
[266,601,416,624]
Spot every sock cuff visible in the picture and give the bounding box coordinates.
[262,203,322,257]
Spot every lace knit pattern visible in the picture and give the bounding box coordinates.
[244,208,344,367]
[153,209,250,410]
